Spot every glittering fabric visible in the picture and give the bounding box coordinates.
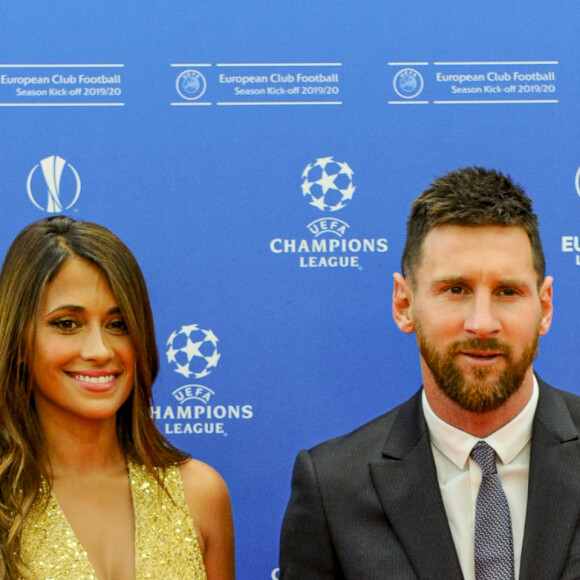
[20,462,207,579]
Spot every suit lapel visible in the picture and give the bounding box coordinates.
[520,379,580,579]
[369,392,464,580]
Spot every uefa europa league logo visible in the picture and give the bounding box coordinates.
[27,155,81,212]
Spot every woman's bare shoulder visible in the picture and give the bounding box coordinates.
[178,458,233,536]
[178,459,235,578]
[178,458,230,502]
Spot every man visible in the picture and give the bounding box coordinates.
[279,167,580,579]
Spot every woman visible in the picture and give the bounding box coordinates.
[0,216,235,579]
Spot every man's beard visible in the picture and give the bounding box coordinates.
[415,323,540,413]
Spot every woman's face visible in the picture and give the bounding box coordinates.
[31,256,135,429]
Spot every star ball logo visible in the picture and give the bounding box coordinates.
[176,69,207,101]
[269,156,388,269]
[152,323,253,436]
[393,68,424,99]
[301,156,355,212]
[166,324,220,381]
[27,155,81,213]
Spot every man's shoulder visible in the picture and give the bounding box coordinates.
[547,384,580,404]
[538,376,580,418]
[307,389,423,465]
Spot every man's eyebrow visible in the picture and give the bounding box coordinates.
[496,278,531,287]
[430,275,534,288]
[430,276,469,286]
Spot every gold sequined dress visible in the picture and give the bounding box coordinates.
[20,462,207,579]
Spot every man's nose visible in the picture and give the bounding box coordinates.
[463,293,501,338]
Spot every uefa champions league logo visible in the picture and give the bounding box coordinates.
[393,68,424,99]
[166,324,220,380]
[27,155,81,213]
[159,324,253,428]
[301,157,356,212]
[176,69,207,101]
[270,155,387,269]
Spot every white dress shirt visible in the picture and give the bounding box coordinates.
[422,377,539,580]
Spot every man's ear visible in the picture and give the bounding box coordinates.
[392,272,414,334]
[538,275,554,337]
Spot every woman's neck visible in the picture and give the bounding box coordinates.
[40,415,126,478]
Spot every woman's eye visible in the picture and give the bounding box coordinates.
[50,318,78,331]
[108,319,128,333]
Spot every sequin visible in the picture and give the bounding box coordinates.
[20,462,207,579]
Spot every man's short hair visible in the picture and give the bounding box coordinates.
[401,166,545,284]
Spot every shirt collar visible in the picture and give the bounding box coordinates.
[422,376,539,469]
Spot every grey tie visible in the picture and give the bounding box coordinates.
[471,441,515,580]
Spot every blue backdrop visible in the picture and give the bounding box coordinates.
[2,2,580,578]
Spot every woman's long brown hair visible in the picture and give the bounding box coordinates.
[0,216,188,578]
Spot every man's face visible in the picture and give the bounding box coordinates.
[394,225,553,413]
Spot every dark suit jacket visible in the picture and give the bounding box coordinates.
[280,377,580,579]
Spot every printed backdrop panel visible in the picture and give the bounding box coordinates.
[2,2,580,578]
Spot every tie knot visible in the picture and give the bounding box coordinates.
[471,441,498,476]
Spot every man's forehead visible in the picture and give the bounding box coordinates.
[421,224,532,251]
[416,224,536,276]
